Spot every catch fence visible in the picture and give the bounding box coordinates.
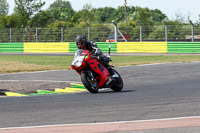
[0,24,200,43]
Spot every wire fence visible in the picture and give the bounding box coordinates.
[0,24,200,43]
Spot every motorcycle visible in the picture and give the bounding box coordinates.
[71,49,123,93]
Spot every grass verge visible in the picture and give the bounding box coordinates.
[1,55,200,74]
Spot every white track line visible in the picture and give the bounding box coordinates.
[119,61,200,68]
[0,116,200,130]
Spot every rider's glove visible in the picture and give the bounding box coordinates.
[105,55,111,62]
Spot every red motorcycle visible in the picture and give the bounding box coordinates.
[71,49,123,93]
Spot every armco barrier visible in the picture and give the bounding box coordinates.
[1,42,200,53]
[96,42,117,53]
[0,43,23,53]
[167,42,200,53]
[117,42,168,53]
[24,42,69,53]
[69,42,76,53]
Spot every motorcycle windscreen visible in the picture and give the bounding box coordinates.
[74,49,84,58]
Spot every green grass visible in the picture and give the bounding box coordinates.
[1,55,200,73]
[111,55,200,66]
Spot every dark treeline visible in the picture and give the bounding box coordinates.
[1,0,200,43]
[1,0,199,29]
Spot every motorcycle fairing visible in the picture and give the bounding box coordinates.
[87,58,110,88]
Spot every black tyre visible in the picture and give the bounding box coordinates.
[110,69,123,92]
[81,72,99,93]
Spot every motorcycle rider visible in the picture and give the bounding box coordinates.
[75,34,115,86]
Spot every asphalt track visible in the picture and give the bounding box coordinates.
[0,62,200,132]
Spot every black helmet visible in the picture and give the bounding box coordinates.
[75,34,87,49]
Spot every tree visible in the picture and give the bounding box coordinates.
[13,0,45,27]
[79,3,95,23]
[92,7,116,23]
[30,10,53,27]
[152,9,167,22]
[31,0,76,27]
[126,6,136,20]
[136,7,153,25]
[47,0,74,21]
[0,14,25,28]
[14,0,45,18]
[0,0,9,15]
[113,6,127,22]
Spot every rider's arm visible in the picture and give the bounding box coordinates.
[90,41,111,63]
[90,41,102,56]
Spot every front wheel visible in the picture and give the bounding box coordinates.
[81,72,99,93]
[110,69,123,92]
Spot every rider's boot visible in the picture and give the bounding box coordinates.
[106,77,116,86]
[106,69,118,86]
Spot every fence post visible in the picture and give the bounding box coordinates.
[112,20,127,42]
[35,28,38,42]
[59,23,63,42]
[7,24,12,43]
[112,20,118,42]
[61,27,63,42]
[163,21,168,42]
[9,28,12,43]
[189,20,194,42]
[137,21,142,42]
[86,22,90,41]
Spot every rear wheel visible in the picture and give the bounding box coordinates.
[110,69,123,92]
[81,72,99,93]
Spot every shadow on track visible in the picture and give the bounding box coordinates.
[99,90,136,94]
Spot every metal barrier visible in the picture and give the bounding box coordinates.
[1,42,200,54]
[0,23,200,43]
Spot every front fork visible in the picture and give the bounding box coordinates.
[81,69,96,82]
[87,70,96,82]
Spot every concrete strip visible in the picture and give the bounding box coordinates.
[1,116,200,133]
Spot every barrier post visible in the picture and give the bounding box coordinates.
[86,22,90,41]
[7,24,12,43]
[59,23,63,42]
[35,28,38,42]
[163,21,168,42]
[189,20,194,42]
[10,27,12,43]
[112,20,118,42]
[61,27,63,42]
[137,21,142,42]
